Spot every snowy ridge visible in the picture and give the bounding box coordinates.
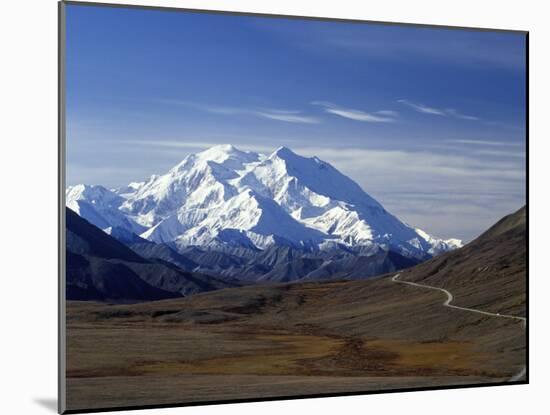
[66,144,462,259]
[66,184,146,235]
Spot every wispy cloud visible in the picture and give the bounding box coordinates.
[444,109,479,121]
[255,110,319,124]
[66,164,152,187]
[397,99,445,115]
[422,140,525,161]
[312,101,398,123]
[156,99,320,124]
[294,145,524,182]
[398,99,479,120]
[448,139,523,147]
[474,149,525,158]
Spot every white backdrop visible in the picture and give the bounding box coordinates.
[0,0,546,414]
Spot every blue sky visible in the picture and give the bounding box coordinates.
[65,4,526,242]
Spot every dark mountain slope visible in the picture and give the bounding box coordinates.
[258,258,325,282]
[66,251,178,302]
[67,207,145,262]
[179,243,419,283]
[66,208,236,302]
[302,250,419,281]
[129,241,199,271]
[181,247,247,270]
[398,206,526,316]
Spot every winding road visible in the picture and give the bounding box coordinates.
[391,273,526,382]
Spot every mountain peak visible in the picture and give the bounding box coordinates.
[195,144,261,165]
[208,144,238,153]
[68,144,460,259]
[66,183,118,202]
[272,146,296,159]
[168,145,261,175]
[197,144,240,160]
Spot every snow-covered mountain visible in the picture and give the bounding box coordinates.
[66,144,461,259]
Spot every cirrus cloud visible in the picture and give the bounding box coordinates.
[156,99,321,124]
[312,101,398,123]
[398,99,479,120]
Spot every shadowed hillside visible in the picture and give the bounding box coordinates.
[66,208,237,302]
[397,206,526,316]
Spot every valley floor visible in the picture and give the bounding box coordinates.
[65,273,526,411]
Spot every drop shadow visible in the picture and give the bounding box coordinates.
[34,398,57,413]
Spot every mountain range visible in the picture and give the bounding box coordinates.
[66,145,462,288]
